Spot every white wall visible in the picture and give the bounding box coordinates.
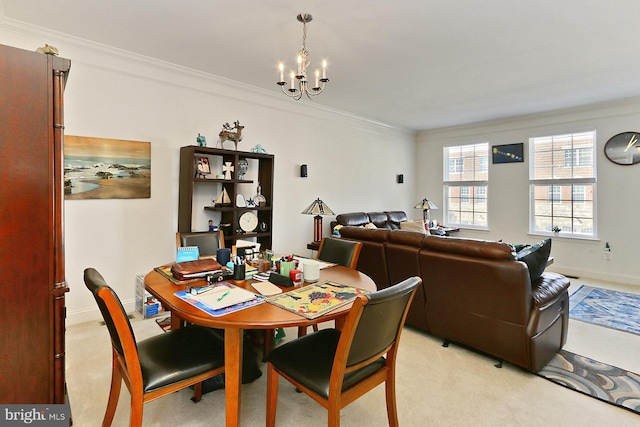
[416,98,640,286]
[0,22,416,324]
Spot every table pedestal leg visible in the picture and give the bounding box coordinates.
[225,327,243,427]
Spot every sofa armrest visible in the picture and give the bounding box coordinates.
[531,272,570,308]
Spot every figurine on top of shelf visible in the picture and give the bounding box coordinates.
[217,120,244,150]
[250,144,268,154]
[35,44,59,55]
[196,133,207,147]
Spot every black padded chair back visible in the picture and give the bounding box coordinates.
[84,267,134,358]
[177,230,224,257]
[347,277,420,366]
[317,236,362,269]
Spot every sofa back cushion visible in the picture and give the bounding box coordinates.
[336,212,370,227]
[367,212,391,229]
[385,211,408,229]
[419,248,532,365]
[385,230,429,330]
[338,227,390,290]
[422,235,515,261]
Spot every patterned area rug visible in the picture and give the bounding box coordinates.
[538,350,640,415]
[569,285,640,336]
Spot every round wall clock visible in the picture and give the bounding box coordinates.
[604,132,640,165]
[238,211,259,233]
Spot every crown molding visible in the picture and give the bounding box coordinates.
[0,14,413,138]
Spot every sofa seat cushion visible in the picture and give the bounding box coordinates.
[516,238,552,282]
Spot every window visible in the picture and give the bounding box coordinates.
[530,131,596,238]
[444,142,489,228]
[548,185,561,202]
[449,158,463,173]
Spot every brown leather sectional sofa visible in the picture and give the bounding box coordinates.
[339,225,570,372]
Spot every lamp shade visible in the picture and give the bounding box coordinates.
[301,198,334,242]
[301,198,334,216]
[414,198,438,210]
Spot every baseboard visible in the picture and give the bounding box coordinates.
[67,299,137,326]
[548,265,639,287]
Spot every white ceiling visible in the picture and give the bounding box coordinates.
[3,0,640,131]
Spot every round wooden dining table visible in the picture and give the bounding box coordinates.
[144,265,376,427]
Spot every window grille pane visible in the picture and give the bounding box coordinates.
[529,132,596,238]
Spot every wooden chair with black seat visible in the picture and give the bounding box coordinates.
[265,276,421,427]
[176,229,225,258]
[83,268,226,427]
[317,236,363,269]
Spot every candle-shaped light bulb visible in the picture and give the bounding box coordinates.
[322,60,327,79]
[297,55,302,75]
[278,62,284,83]
[290,71,295,88]
[315,69,320,87]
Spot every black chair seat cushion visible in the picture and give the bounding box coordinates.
[138,325,225,392]
[267,329,386,399]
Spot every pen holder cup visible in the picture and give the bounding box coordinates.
[216,248,231,265]
[232,264,246,280]
[279,261,296,277]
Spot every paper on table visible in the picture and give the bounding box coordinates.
[195,284,257,310]
[251,281,283,296]
[293,256,337,270]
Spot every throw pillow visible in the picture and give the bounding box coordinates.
[400,220,429,234]
[364,222,377,229]
[516,238,551,282]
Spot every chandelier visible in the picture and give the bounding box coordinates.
[277,13,329,100]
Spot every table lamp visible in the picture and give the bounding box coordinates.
[301,197,334,242]
[414,198,438,227]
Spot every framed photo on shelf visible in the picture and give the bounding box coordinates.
[195,156,211,178]
[492,143,524,164]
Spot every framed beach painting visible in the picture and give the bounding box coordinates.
[64,136,151,199]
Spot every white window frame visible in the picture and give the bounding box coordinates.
[529,131,597,239]
[443,142,489,229]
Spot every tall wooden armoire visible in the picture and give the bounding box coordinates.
[0,43,70,403]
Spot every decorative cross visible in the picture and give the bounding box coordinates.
[223,162,234,180]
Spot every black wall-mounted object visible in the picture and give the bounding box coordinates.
[397,174,404,184]
[301,164,308,177]
[492,143,524,163]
